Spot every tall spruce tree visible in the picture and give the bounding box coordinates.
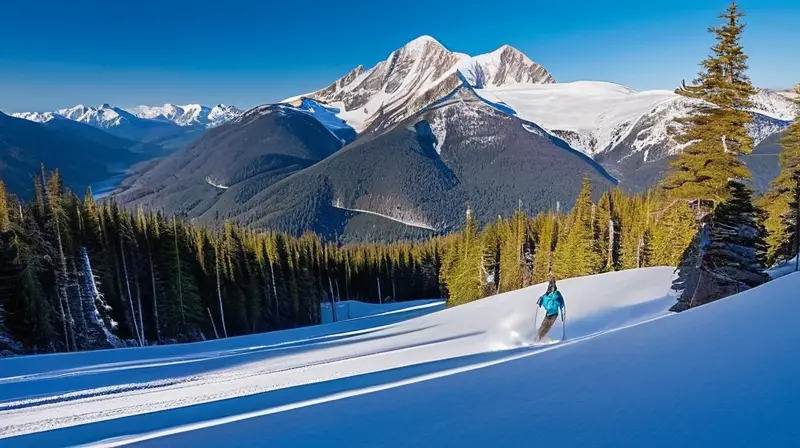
[671,181,768,311]
[662,1,755,204]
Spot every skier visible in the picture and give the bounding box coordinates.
[536,276,565,342]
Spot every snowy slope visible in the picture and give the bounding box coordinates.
[143,272,799,448]
[283,36,554,133]
[0,267,677,444]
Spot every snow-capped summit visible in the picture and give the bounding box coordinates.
[283,35,555,133]
[10,111,65,123]
[126,103,241,128]
[54,103,135,129]
[459,45,555,89]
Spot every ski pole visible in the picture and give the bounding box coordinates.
[561,312,566,341]
[533,306,540,338]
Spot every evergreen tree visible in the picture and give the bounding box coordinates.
[441,206,483,305]
[553,179,602,279]
[671,181,768,311]
[595,191,620,271]
[662,1,755,204]
[532,212,556,284]
[648,200,698,267]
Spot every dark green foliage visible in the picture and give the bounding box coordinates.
[0,171,446,354]
[670,181,768,312]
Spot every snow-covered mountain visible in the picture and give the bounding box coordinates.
[126,104,241,127]
[458,44,556,89]
[13,103,241,129]
[283,35,554,133]
[477,83,798,158]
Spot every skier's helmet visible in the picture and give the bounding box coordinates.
[546,276,557,294]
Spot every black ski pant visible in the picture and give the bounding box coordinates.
[537,313,558,341]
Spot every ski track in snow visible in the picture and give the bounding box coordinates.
[0,268,677,444]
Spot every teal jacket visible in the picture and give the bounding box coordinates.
[538,290,565,317]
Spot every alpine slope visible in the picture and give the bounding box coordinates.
[2,267,799,446]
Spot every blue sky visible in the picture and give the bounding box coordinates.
[1,0,797,112]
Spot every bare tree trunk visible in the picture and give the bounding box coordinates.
[377,277,382,304]
[54,215,76,352]
[146,236,161,343]
[328,277,338,322]
[120,239,142,346]
[133,260,147,347]
[173,219,185,327]
[269,257,279,321]
[607,218,615,271]
[215,248,228,338]
[207,308,220,339]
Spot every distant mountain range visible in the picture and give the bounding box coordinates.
[0,111,147,199]
[5,35,798,242]
[13,103,241,129]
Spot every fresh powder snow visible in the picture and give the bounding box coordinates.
[1,268,798,446]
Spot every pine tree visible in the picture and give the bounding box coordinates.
[553,179,602,279]
[662,1,755,204]
[595,191,619,271]
[648,200,698,267]
[671,181,768,311]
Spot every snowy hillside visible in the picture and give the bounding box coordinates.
[127,104,241,128]
[476,82,797,158]
[2,267,798,446]
[0,267,677,444]
[283,35,554,133]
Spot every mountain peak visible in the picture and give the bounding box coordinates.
[403,35,444,50]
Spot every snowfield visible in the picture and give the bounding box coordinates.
[2,267,798,446]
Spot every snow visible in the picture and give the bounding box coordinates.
[320,300,446,324]
[0,267,682,444]
[749,89,800,121]
[126,104,241,128]
[767,256,799,279]
[288,99,355,143]
[331,199,438,231]
[9,111,62,123]
[11,103,241,130]
[279,36,553,133]
[205,177,229,190]
[476,81,679,155]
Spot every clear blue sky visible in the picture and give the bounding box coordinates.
[1,0,797,112]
